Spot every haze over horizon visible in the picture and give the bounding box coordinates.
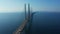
[0,0,60,12]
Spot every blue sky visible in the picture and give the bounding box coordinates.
[0,0,60,12]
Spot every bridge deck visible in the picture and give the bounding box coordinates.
[13,18,29,34]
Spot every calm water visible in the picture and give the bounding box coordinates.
[0,12,25,34]
[30,12,60,34]
[0,11,60,34]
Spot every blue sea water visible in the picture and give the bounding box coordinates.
[30,12,60,34]
[0,11,60,34]
[0,12,25,34]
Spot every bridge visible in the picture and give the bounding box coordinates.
[13,4,36,34]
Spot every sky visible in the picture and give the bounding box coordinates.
[0,0,60,12]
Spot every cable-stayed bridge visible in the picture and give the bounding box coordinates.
[13,4,36,34]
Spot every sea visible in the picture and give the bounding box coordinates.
[0,11,60,34]
[0,12,25,34]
